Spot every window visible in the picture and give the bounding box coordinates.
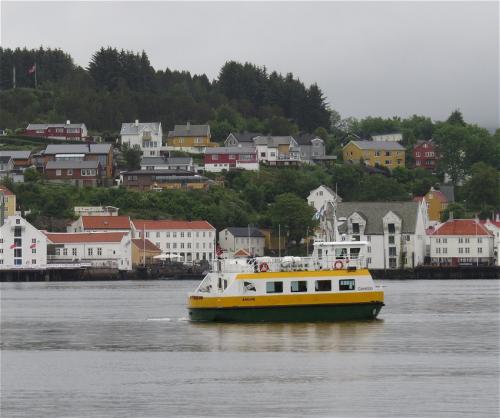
[0,249,2,254]
[173,232,177,238]
[436,248,441,254]
[88,248,93,256]
[72,248,77,256]
[14,248,22,258]
[56,169,62,176]
[291,281,307,293]
[478,247,482,254]
[388,223,395,234]
[63,248,68,256]
[97,248,102,256]
[14,227,21,237]
[339,279,355,291]
[14,238,21,247]
[458,248,463,254]
[459,238,463,243]
[32,238,36,243]
[266,281,283,294]
[442,238,447,243]
[465,238,470,244]
[55,248,60,256]
[67,169,73,176]
[443,248,447,254]
[146,232,150,238]
[181,232,184,238]
[465,248,470,254]
[156,232,160,238]
[187,232,191,238]
[32,259,36,264]
[315,280,332,291]
[389,247,397,256]
[477,237,482,243]
[352,223,360,234]
[388,236,395,244]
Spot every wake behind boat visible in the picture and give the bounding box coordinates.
[188,241,384,322]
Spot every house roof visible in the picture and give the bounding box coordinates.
[438,184,455,203]
[346,140,405,151]
[295,133,323,145]
[123,169,196,176]
[225,227,264,237]
[336,201,421,235]
[430,219,492,236]
[253,136,297,147]
[27,123,86,130]
[0,156,12,164]
[44,232,127,243]
[131,238,162,252]
[205,147,256,155]
[44,144,111,155]
[46,160,100,170]
[120,122,161,135]
[234,248,251,257]
[227,132,261,143]
[133,219,215,230]
[0,186,14,196]
[426,189,448,202]
[140,157,192,166]
[81,216,131,230]
[0,151,31,159]
[168,123,210,137]
[309,185,342,202]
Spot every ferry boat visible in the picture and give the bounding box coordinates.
[188,241,384,322]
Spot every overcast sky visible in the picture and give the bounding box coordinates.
[2,1,499,130]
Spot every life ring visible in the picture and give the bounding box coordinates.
[334,260,344,270]
[259,262,269,272]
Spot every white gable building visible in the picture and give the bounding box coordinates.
[120,120,163,157]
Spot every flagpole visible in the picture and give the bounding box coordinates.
[12,66,16,89]
[34,62,37,89]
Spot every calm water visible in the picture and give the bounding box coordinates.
[1,279,498,417]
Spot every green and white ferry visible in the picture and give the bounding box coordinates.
[188,241,384,322]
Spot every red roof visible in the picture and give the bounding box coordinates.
[132,219,215,230]
[81,216,131,230]
[0,186,14,196]
[44,232,127,243]
[431,219,493,236]
[131,239,161,252]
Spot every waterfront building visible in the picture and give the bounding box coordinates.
[307,185,342,213]
[204,147,259,172]
[131,238,161,267]
[24,121,88,141]
[428,219,495,266]
[67,215,132,233]
[413,140,439,171]
[166,122,215,153]
[132,220,216,263]
[121,169,211,191]
[45,160,102,187]
[253,135,301,166]
[41,144,114,178]
[218,227,265,257]
[0,215,48,269]
[342,140,405,169]
[335,201,428,269]
[140,156,195,172]
[120,120,163,157]
[371,133,403,142]
[74,206,120,217]
[43,231,132,271]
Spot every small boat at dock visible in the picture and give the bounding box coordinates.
[188,241,384,322]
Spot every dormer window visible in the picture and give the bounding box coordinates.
[388,223,395,234]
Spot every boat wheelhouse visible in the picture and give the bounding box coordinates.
[188,241,384,322]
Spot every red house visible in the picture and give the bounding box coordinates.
[413,140,439,171]
[44,160,102,187]
[24,121,88,141]
[204,147,258,172]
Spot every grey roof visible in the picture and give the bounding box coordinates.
[295,133,323,145]
[140,157,192,166]
[205,147,256,155]
[168,123,210,137]
[438,184,455,203]
[120,122,161,135]
[227,132,261,143]
[253,136,297,147]
[124,169,195,176]
[348,140,405,150]
[336,201,420,235]
[44,144,111,155]
[226,227,264,238]
[46,160,100,169]
[0,151,31,159]
[27,123,86,130]
[0,156,12,164]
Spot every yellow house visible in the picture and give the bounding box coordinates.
[343,140,406,169]
[415,187,450,222]
[0,186,16,217]
[167,122,216,150]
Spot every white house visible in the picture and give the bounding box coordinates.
[480,217,500,266]
[74,206,120,217]
[307,185,342,213]
[132,220,216,263]
[120,120,163,157]
[334,201,428,269]
[140,156,195,172]
[219,227,265,257]
[253,136,301,165]
[44,231,132,271]
[428,219,495,266]
[0,216,48,269]
[67,216,132,233]
[372,133,403,142]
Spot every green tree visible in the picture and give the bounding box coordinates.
[23,167,41,182]
[446,109,466,126]
[462,163,500,211]
[122,144,141,170]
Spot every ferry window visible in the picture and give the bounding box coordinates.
[335,248,348,259]
[291,280,307,293]
[315,280,332,291]
[266,281,283,294]
[339,279,355,291]
[243,281,256,292]
[350,248,361,259]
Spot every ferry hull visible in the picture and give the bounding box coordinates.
[189,302,384,322]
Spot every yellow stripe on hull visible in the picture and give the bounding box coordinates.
[188,291,384,309]
[235,269,371,280]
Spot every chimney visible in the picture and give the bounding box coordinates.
[449,211,453,221]
[66,120,70,125]
[135,119,139,127]
[187,121,190,131]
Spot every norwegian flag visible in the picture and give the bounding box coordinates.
[28,64,36,75]
[10,243,16,249]
[216,244,224,257]
[30,243,37,249]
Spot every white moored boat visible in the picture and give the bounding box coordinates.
[188,241,384,322]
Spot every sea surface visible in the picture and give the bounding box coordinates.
[1,279,498,417]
